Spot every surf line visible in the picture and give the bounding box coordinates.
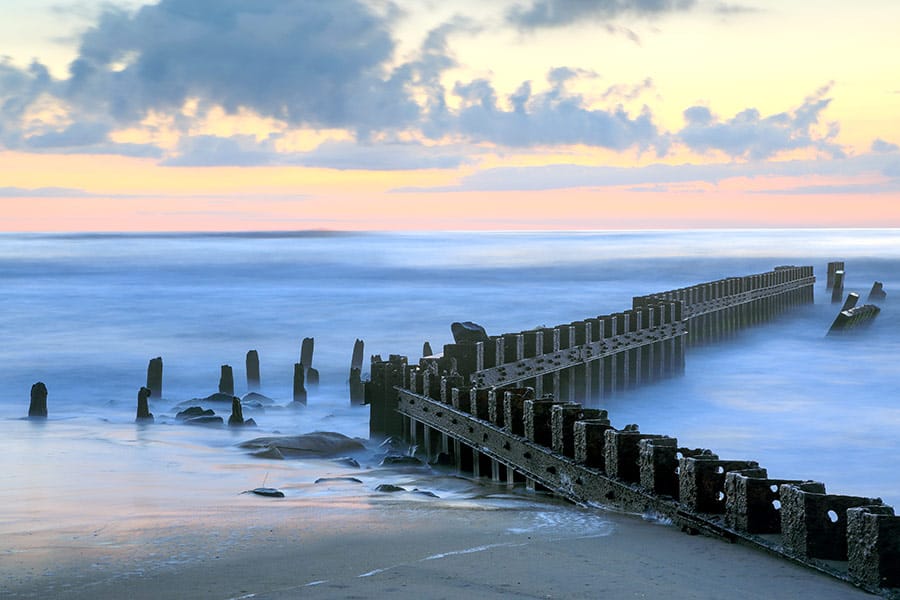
[420,540,528,561]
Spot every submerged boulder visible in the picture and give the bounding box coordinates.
[240,431,366,459]
[176,406,215,420]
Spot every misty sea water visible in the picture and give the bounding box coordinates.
[0,229,898,542]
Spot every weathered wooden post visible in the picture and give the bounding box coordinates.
[868,281,887,302]
[349,339,365,405]
[28,382,48,418]
[292,363,307,405]
[228,396,244,426]
[422,341,433,357]
[826,261,844,290]
[219,365,234,396]
[841,292,860,311]
[135,386,154,423]
[847,505,900,590]
[831,270,845,303]
[246,350,260,392]
[146,357,163,400]
[301,337,319,386]
[780,482,882,560]
[366,355,407,438]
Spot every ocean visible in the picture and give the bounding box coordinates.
[1,229,898,550]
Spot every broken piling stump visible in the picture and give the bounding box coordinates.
[301,337,319,386]
[146,357,163,399]
[868,281,887,302]
[28,382,48,418]
[826,261,844,290]
[246,350,260,392]
[831,270,845,303]
[219,365,234,396]
[292,363,307,405]
[135,386,154,423]
[349,339,365,405]
[827,303,881,335]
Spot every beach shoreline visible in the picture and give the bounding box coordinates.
[3,492,874,600]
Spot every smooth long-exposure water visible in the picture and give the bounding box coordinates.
[1,229,898,540]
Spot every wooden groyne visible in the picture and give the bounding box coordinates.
[366,265,900,598]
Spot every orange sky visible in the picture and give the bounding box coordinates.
[1,0,899,231]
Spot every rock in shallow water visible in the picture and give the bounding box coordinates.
[247,487,284,498]
[239,431,366,458]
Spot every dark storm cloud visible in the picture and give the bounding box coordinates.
[507,0,696,29]
[678,85,842,160]
[63,0,418,133]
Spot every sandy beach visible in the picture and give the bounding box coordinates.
[3,490,873,600]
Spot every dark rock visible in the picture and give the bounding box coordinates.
[135,386,154,423]
[451,321,489,344]
[380,455,425,467]
[248,487,284,498]
[240,431,367,459]
[176,406,215,420]
[251,445,284,459]
[28,382,48,418]
[185,415,224,427]
[375,484,406,493]
[412,489,439,498]
[241,392,275,405]
[332,457,361,468]
[243,418,257,427]
[314,477,363,484]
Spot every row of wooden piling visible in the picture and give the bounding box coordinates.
[394,385,899,594]
[634,265,815,346]
[364,264,900,593]
[369,266,816,439]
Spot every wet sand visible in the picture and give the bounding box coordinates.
[3,495,873,600]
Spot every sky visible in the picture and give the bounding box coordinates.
[1,0,899,231]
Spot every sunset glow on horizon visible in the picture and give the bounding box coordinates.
[2,0,899,231]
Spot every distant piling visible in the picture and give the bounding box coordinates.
[301,337,319,386]
[228,396,244,426]
[246,350,260,392]
[350,339,365,405]
[135,386,154,423]
[868,281,887,302]
[146,357,163,400]
[219,365,234,396]
[28,382,48,418]
[826,261,844,290]
[831,270,845,304]
[841,292,859,312]
[423,341,433,357]
[293,363,307,405]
